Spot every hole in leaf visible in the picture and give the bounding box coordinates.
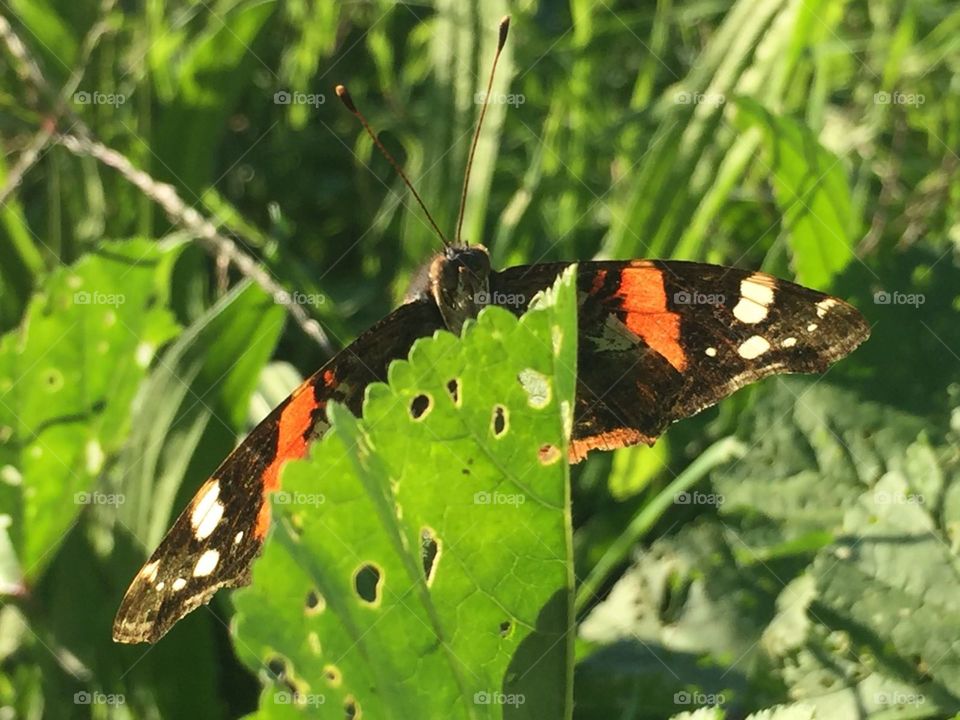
[44,369,64,392]
[499,620,512,637]
[420,528,439,584]
[538,443,561,465]
[305,588,325,615]
[353,564,382,604]
[409,393,432,420]
[491,405,508,437]
[446,378,461,405]
[267,655,288,680]
[344,696,359,718]
[323,665,342,686]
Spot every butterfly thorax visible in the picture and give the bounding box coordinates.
[407,244,492,334]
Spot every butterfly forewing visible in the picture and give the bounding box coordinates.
[113,300,444,643]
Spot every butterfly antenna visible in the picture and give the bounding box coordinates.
[454,15,511,247]
[336,84,450,247]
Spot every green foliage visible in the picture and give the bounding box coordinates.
[0,239,180,577]
[233,269,577,718]
[2,0,960,717]
[577,382,960,718]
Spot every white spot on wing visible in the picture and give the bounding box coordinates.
[807,323,818,332]
[816,298,838,318]
[234,531,244,544]
[140,560,160,583]
[732,275,776,324]
[705,347,717,357]
[172,577,187,591]
[782,337,797,348]
[193,549,220,577]
[191,481,224,540]
[738,335,771,359]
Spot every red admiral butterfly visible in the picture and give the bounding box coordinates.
[113,17,868,643]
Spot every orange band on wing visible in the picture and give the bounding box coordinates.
[255,382,321,538]
[615,266,687,372]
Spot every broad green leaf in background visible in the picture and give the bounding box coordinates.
[785,468,960,717]
[233,268,578,719]
[576,522,769,719]
[734,98,856,288]
[712,379,929,541]
[577,379,960,718]
[0,239,181,581]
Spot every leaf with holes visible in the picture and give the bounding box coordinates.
[0,239,181,580]
[232,267,578,719]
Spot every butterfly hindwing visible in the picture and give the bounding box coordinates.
[112,300,445,643]
[490,260,869,461]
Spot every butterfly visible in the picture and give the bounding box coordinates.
[113,17,869,643]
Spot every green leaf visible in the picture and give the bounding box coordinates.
[233,267,578,719]
[733,98,856,287]
[577,522,764,718]
[788,465,960,716]
[712,378,929,541]
[0,239,181,579]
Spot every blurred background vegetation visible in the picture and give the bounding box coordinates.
[1,0,960,717]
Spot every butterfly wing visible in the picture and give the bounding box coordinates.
[113,299,444,643]
[490,260,869,462]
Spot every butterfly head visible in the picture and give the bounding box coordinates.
[428,244,491,334]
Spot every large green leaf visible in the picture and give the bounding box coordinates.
[233,268,578,718]
[734,98,856,287]
[0,239,181,580]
